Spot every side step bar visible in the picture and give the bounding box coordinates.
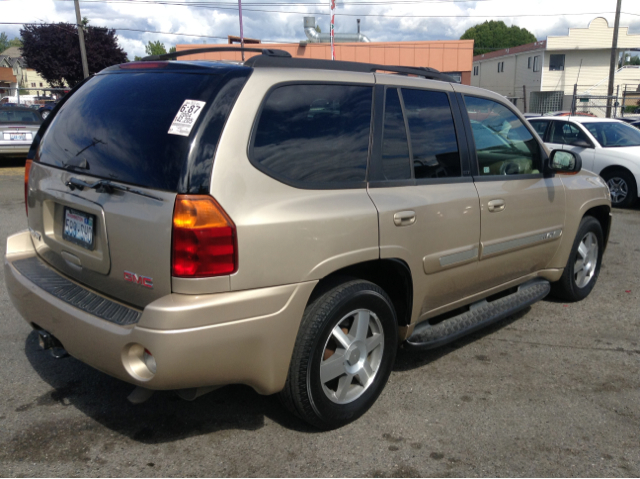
[404,279,551,351]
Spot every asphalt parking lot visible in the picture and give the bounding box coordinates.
[0,160,638,477]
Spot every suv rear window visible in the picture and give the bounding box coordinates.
[251,84,373,187]
[38,69,250,192]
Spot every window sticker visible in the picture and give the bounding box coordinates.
[168,100,206,136]
[484,166,490,174]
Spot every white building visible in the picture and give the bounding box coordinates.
[471,18,640,114]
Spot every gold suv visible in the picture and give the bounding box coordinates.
[4,48,611,429]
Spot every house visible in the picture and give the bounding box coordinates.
[0,46,58,99]
[471,18,640,114]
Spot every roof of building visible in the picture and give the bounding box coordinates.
[473,41,546,62]
[0,67,17,83]
[0,46,23,57]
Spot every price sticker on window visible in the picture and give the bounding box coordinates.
[168,100,206,136]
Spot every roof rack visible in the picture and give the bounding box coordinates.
[243,55,456,83]
[140,47,292,61]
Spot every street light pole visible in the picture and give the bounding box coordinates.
[74,0,90,80]
[606,0,622,118]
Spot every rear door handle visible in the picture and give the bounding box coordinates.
[393,210,416,226]
[487,199,505,212]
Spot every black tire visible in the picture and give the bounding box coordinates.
[551,216,604,302]
[280,279,398,430]
[601,169,637,208]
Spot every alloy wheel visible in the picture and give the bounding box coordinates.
[574,231,599,288]
[607,177,628,205]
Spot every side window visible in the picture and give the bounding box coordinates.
[464,96,542,176]
[530,120,550,139]
[549,54,565,71]
[252,84,372,185]
[402,88,461,178]
[549,121,590,146]
[381,88,411,180]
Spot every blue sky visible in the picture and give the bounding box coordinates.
[2,0,640,59]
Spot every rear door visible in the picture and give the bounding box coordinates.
[27,64,251,308]
[459,93,566,286]
[367,77,481,320]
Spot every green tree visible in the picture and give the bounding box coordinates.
[133,41,175,60]
[461,21,537,56]
[0,32,23,53]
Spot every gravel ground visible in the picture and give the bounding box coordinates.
[0,163,638,477]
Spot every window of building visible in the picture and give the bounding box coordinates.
[528,57,532,69]
[252,84,373,186]
[497,62,504,73]
[402,88,461,179]
[473,65,479,76]
[39,82,43,87]
[31,82,36,87]
[533,56,541,72]
[464,96,542,176]
[549,54,565,71]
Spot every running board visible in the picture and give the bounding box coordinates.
[404,279,550,351]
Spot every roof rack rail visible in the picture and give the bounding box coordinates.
[243,55,456,83]
[140,47,292,62]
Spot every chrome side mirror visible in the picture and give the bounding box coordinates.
[549,150,582,174]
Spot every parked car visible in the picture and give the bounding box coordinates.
[543,111,597,117]
[529,116,640,207]
[4,50,611,429]
[0,106,42,158]
[38,100,59,120]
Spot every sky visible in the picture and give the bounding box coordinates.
[2,0,640,60]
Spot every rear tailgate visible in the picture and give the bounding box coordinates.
[26,63,251,309]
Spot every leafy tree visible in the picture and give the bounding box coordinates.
[20,22,127,87]
[461,21,537,56]
[133,41,176,61]
[0,32,23,53]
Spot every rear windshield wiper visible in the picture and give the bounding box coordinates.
[65,177,163,202]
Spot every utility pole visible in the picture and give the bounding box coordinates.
[606,0,622,118]
[74,0,90,79]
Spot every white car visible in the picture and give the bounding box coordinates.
[528,116,640,207]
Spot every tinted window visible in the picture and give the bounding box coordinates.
[529,119,550,139]
[549,121,591,146]
[38,70,247,192]
[465,96,542,176]
[583,121,640,147]
[0,109,41,123]
[252,84,372,185]
[381,88,411,180]
[402,88,461,179]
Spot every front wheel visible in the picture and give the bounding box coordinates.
[601,169,637,208]
[279,279,398,430]
[551,216,604,302]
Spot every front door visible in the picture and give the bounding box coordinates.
[459,94,566,287]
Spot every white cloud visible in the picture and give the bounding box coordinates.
[2,0,640,59]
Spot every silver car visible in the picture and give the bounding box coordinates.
[0,106,42,157]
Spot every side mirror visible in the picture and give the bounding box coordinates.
[571,139,591,148]
[549,149,582,174]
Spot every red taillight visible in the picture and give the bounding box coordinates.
[171,195,237,277]
[24,159,32,216]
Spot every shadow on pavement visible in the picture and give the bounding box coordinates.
[23,331,318,443]
[0,157,27,168]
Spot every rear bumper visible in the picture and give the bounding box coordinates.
[4,230,316,394]
[0,143,30,155]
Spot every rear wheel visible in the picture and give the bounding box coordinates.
[551,216,604,302]
[280,279,397,430]
[601,169,637,208]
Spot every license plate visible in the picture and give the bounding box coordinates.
[62,207,96,250]
[3,133,29,141]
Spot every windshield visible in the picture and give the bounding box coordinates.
[582,122,640,148]
[0,109,42,124]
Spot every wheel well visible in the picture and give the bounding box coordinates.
[583,205,612,248]
[599,165,636,186]
[308,259,413,326]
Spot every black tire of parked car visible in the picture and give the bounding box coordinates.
[279,279,398,430]
[551,216,604,302]
[601,169,637,208]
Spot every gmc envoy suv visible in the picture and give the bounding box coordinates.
[4,48,611,429]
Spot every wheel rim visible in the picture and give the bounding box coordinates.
[574,232,599,288]
[606,177,628,205]
[42,111,49,119]
[320,309,384,405]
